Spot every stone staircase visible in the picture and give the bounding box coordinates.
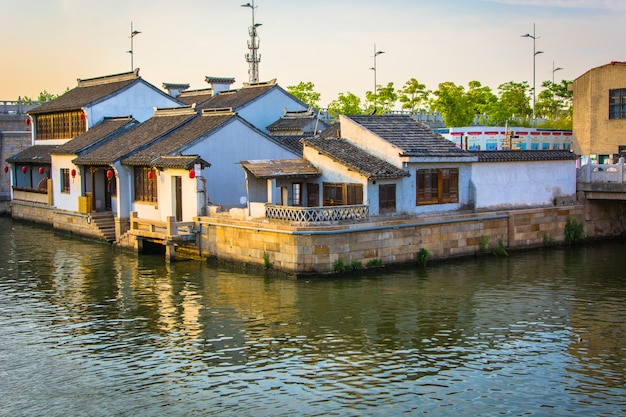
[90,211,116,243]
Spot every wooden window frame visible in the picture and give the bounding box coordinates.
[609,88,626,120]
[36,111,87,140]
[60,168,70,193]
[379,183,396,213]
[134,167,158,203]
[416,168,459,206]
[323,182,363,206]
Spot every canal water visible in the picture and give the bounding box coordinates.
[0,217,625,416]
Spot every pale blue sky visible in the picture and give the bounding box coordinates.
[2,0,624,106]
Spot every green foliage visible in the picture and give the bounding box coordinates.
[366,258,384,267]
[262,251,273,269]
[430,81,475,127]
[565,217,585,244]
[416,248,431,266]
[327,91,363,117]
[543,232,555,246]
[22,88,68,104]
[333,258,346,272]
[349,260,363,270]
[365,82,398,114]
[535,80,573,128]
[484,81,532,126]
[398,78,430,113]
[479,235,489,252]
[493,237,508,256]
[286,81,321,109]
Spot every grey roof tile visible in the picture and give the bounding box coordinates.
[303,137,409,180]
[8,145,57,164]
[346,115,468,157]
[241,159,321,179]
[471,150,579,162]
[52,117,137,155]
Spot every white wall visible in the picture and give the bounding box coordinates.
[237,88,307,133]
[50,154,81,212]
[470,160,576,209]
[88,81,181,126]
[185,120,298,209]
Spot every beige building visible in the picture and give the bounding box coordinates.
[572,61,626,163]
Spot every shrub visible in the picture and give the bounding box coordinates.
[334,258,346,272]
[565,217,584,244]
[479,235,489,252]
[366,258,384,268]
[416,248,431,266]
[262,251,273,269]
[493,237,508,256]
[349,260,363,270]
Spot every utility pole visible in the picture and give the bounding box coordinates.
[127,22,141,71]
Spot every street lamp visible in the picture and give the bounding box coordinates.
[127,22,141,71]
[521,23,543,126]
[552,61,563,83]
[241,1,261,84]
[369,44,385,111]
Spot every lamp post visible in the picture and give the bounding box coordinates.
[369,44,385,112]
[127,22,141,71]
[241,1,261,84]
[552,61,563,83]
[521,23,543,126]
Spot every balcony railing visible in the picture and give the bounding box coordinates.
[577,158,626,183]
[265,204,369,224]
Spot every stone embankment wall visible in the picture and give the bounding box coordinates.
[196,204,594,275]
[1,114,32,201]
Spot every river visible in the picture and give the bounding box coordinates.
[0,216,625,416]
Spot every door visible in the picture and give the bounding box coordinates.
[175,176,182,221]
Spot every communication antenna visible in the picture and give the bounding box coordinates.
[241,1,261,84]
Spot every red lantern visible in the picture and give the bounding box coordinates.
[22,166,27,174]
[71,169,76,178]
[3,166,8,174]
[38,167,44,175]
[189,170,196,179]
[106,169,114,180]
[25,118,31,125]
[80,113,85,120]
[147,171,155,180]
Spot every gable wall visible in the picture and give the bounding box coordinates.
[237,89,307,133]
[186,120,299,209]
[338,116,405,167]
[88,81,181,126]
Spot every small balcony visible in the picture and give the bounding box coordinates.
[265,204,369,224]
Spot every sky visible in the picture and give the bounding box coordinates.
[2,0,625,107]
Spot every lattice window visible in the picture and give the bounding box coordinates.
[416,168,459,205]
[134,167,157,203]
[36,111,87,140]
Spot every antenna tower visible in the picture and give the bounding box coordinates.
[241,1,261,84]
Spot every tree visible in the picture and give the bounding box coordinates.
[22,88,68,104]
[327,92,363,118]
[286,81,321,109]
[485,81,531,126]
[430,81,474,127]
[535,79,573,129]
[398,78,430,113]
[365,82,398,114]
[466,81,497,125]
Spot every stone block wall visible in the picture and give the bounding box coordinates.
[198,205,588,275]
[1,114,33,201]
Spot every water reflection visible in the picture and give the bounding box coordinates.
[1,217,625,416]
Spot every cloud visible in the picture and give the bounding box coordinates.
[481,0,626,10]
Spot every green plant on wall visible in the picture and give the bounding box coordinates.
[416,248,431,266]
[479,235,489,252]
[334,258,346,272]
[564,217,584,244]
[493,237,508,256]
[262,251,273,269]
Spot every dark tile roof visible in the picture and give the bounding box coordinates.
[471,150,579,162]
[345,115,469,157]
[264,135,308,156]
[73,107,197,166]
[303,137,409,180]
[177,88,215,107]
[28,71,141,115]
[122,111,237,166]
[52,117,137,155]
[318,123,340,139]
[240,159,321,179]
[150,155,210,170]
[198,83,276,111]
[8,145,57,164]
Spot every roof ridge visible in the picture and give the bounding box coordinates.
[153,104,197,117]
[77,69,140,88]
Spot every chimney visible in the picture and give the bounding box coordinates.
[162,83,190,98]
[205,76,236,96]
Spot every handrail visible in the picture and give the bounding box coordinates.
[265,204,369,224]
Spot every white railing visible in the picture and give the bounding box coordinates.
[265,204,369,223]
[577,158,626,183]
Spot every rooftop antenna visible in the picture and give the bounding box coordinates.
[127,21,141,71]
[241,1,261,84]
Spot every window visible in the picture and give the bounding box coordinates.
[307,183,319,207]
[379,184,396,213]
[134,167,157,203]
[36,111,87,140]
[609,89,626,119]
[292,183,302,206]
[60,168,70,193]
[416,168,459,205]
[323,183,363,206]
